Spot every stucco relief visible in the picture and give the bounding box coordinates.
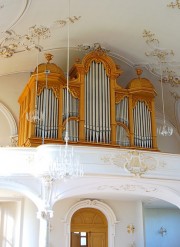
[0,0,31,33]
[0,102,17,146]
[97,184,157,193]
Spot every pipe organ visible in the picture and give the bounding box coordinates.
[18,49,157,150]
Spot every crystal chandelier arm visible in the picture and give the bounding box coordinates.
[160,62,166,125]
[158,62,173,136]
[35,37,40,110]
[65,0,71,146]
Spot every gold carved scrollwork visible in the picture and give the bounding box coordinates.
[84,57,111,78]
[116,122,130,137]
[115,93,129,104]
[69,86,80,99]
[132,97,152,112]
[62,117,79,130]
[37,81,60,98]
[82,48,122,79]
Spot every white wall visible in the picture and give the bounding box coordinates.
[21,197,39,247]
[157,133,180,154]
[0,73,29,125]
[109,200,144,247]
[143,208,180,247]
[0,201,21,247]
[0,112,12,146]
[0,73,29,146]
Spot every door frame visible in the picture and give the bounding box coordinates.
[64,199,117,247]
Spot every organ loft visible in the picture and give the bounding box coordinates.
[18,46,157,150]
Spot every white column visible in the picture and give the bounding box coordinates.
[134,202,145,247]
[37,210,53,247]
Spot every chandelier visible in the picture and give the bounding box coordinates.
[35,143,83,181]
[30,0,83,183]
[157,62,173,136]
[26,37,44,124]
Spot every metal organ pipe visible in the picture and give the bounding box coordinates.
[133,101,152,148]
[63,88,79,142]
[85,61,111,143]
[115,97,129,146]
[35,88,59,140]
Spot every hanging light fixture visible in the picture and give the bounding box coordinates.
[26,37,43,123]
[157,62,173,136]
[35,0,83,183]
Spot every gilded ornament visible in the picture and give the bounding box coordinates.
[37,82,60,98]
[102,150,161,176]
[143,30,179,88]
[45,53,54,63]
[115,94,129,104]
[28,25,50,39]
[163,68,180,86]
[142,30,159,46]
[0,16,81,58]
[54,16,81,27]
[167,0,180,8]
[145,49,174,62]
[78,43,110,55]
[69,86,80,99]
[170,91,180,100]
[132,97,152,112]
[127,224,135,234]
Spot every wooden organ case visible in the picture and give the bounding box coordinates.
[18,49,157,150]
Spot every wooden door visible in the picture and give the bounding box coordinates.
[89,232,106,247]
[71,208,108,247]
[71,232,81,247]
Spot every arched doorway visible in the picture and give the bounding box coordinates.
[71,208,108,247]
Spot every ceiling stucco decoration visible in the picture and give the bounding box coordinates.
[78,43,110,54]
[0,16,81,58]
[143,30,180,86]
[0,2,4,9]
[167,0,180,9]
[97,185,157,193]
[0,0,31,35]
[172,94,180,134]
[170,91,180,100]
[143,30,180,87]
[102,150,165,176]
